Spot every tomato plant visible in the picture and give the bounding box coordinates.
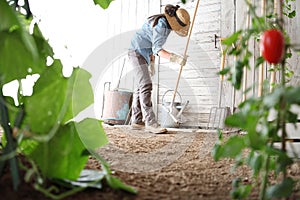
[213,0,298,199]
[260,29,285,64]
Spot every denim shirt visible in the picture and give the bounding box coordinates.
[129,17,171,64]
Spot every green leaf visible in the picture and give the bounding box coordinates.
[30,122,89,180]
[255,56,264,68]
[219,67,230,76]
[93,0,114,9]
[0,30,42,85]
[0,0,20,32]
[89,149,137,194]
[32,23,54,61]
[230,184,252,199]
[265,146,293,173]
[75,118,108,150]
[286,110,298,123]
[222,30,242,46]
[89,149,112,174]
[232,60,244,89]
[263,87,284,108]
[266,178,294,198]
[212,143,223,161]
[24,61,95,134]
[105,175,137,194]
[228,103,262,133]
[247,151,263,176]
[62,68,94,123]
[19,139,39,155]
[285,52,292,59]
[0,0,41,85]
[24,60,69,134]
[225,112,249,129]
[276,151,293,173]
[288,10,296,18]
[215,136,246,159]
[285,86,300,104]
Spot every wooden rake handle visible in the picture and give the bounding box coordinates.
[170,0,201,108]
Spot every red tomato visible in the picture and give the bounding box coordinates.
[260,29,285,64]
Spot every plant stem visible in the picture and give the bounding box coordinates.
[278,0,288,179]
[245,0,265,31]
[0,90,20,191]
[260,149,271,200]
[280,56,288,179]
[34,183,86,200]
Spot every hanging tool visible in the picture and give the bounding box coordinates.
[207,37,230,129]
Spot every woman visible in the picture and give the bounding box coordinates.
[128,4,190,133]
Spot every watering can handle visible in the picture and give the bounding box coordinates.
[162,90,182,105]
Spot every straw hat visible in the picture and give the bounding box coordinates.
[164,4,190,37]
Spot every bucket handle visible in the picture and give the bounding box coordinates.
[162,89,182,105]
[101,82,111,118]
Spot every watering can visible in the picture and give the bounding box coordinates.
[161,90,189,128]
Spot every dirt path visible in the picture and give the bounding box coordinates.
[83,125,259,200]
[3,125,300,199]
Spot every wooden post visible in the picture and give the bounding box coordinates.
[258,0,266,97]
[242,4,251,102]
[270,0,278,93]
[231,54,237,113]
[218,38,226,107]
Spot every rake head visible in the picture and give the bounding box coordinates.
[207,106,231,129]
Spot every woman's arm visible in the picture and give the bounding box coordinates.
[157,49,171,60]
[157,49,187,66]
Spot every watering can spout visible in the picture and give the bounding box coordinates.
[176,100,189,119]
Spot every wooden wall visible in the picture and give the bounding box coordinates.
[157,0,222,128]
[92,0,300,128]
[220,0,300,105]
[92,0,222,128]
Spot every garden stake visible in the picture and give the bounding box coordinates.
[258,0,267,97]
[270,1,278,93]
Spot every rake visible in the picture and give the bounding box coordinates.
[207,37,230,129]
[163,0,201,127]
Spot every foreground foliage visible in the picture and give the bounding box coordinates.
[212,0,299,199]
[0,0,136,198]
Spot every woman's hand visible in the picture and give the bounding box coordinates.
[170,53,187,66]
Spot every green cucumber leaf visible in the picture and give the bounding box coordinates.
[76,118,108,150]
[62,68,94,123]
[29,122,89,180]
[93,0,114,9]
[24,60,68,134]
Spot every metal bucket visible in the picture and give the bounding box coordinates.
[102,90,133,125]
[161,90,182,128]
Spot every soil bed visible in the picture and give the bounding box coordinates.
[2,125,300,199]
